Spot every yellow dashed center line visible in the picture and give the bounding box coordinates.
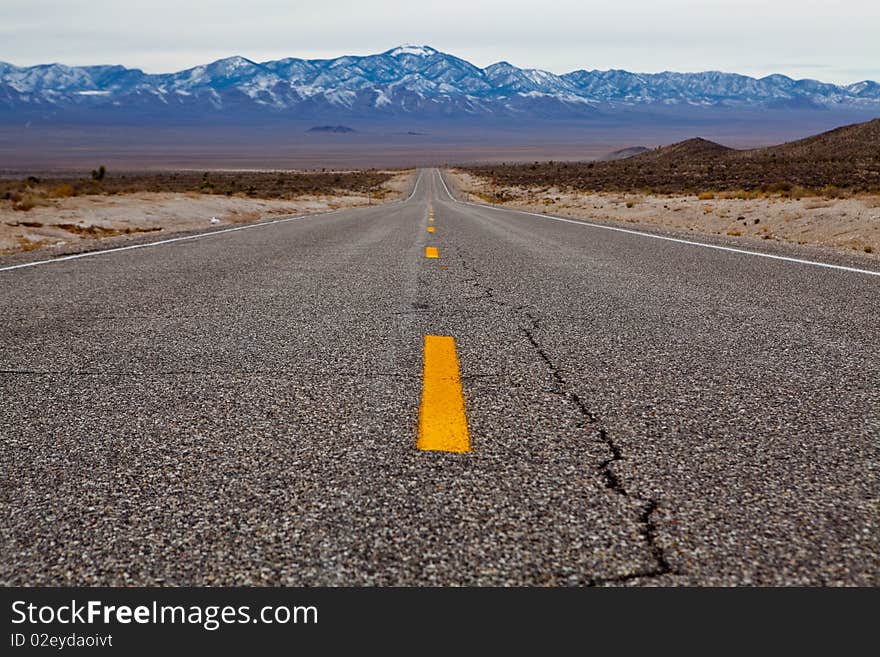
[417,336,470,453]
[425,246,439,258]
[427,226,435,233]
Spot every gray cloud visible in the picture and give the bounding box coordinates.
[1,0,878,83]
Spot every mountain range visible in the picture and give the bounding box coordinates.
[2,45,879,124]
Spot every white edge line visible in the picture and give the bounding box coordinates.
[434,169,880,278]
[404,168,422,202]
[0,210,337,273]
[0,169,426,274]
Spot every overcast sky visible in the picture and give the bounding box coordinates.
[1,0,878,83]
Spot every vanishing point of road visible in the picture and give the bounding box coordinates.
[2,169,878,585]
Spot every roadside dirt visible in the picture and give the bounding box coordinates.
[450,170,880,257]
[0,171,413,255]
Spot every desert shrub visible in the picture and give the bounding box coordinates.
[51,184,75,198]
[13,195,37,211]
[764,181,792,194]
[91,165,106,182]
[821,184,847,199]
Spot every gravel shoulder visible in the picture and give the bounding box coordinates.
[0,170,413,258]
[449,170,880,258]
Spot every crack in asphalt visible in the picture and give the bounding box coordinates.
[458,255,508,308]
[639,499,673,575]
[521,311,675,584]
[454,251,676,584]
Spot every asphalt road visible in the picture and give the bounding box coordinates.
[1,169,878,586]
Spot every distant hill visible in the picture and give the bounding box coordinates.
[462,118,880,193]
[307,125,356,133]
[599,146,650,161]
[634,138,733,162]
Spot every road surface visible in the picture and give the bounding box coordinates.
[1,169,878,585]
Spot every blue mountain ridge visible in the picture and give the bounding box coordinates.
[1,45,878,120]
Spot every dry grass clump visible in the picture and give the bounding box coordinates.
[13,236,49,251]
[54,223,162,237]
[50,184,75,198]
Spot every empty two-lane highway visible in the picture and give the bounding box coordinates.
[1,169,877,585]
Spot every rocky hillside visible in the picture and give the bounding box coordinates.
[461,119,880,193]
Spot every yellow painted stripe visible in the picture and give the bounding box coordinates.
[425,246,439,258]
[428,217,435,222]
[427,226,435,233]
[417,336,470,453]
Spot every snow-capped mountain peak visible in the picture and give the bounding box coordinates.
[387,45,438,57]
[1,46,878,121]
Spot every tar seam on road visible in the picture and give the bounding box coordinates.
[432,169,880,278]
[0,170,427,274]
[417,336,471,453]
